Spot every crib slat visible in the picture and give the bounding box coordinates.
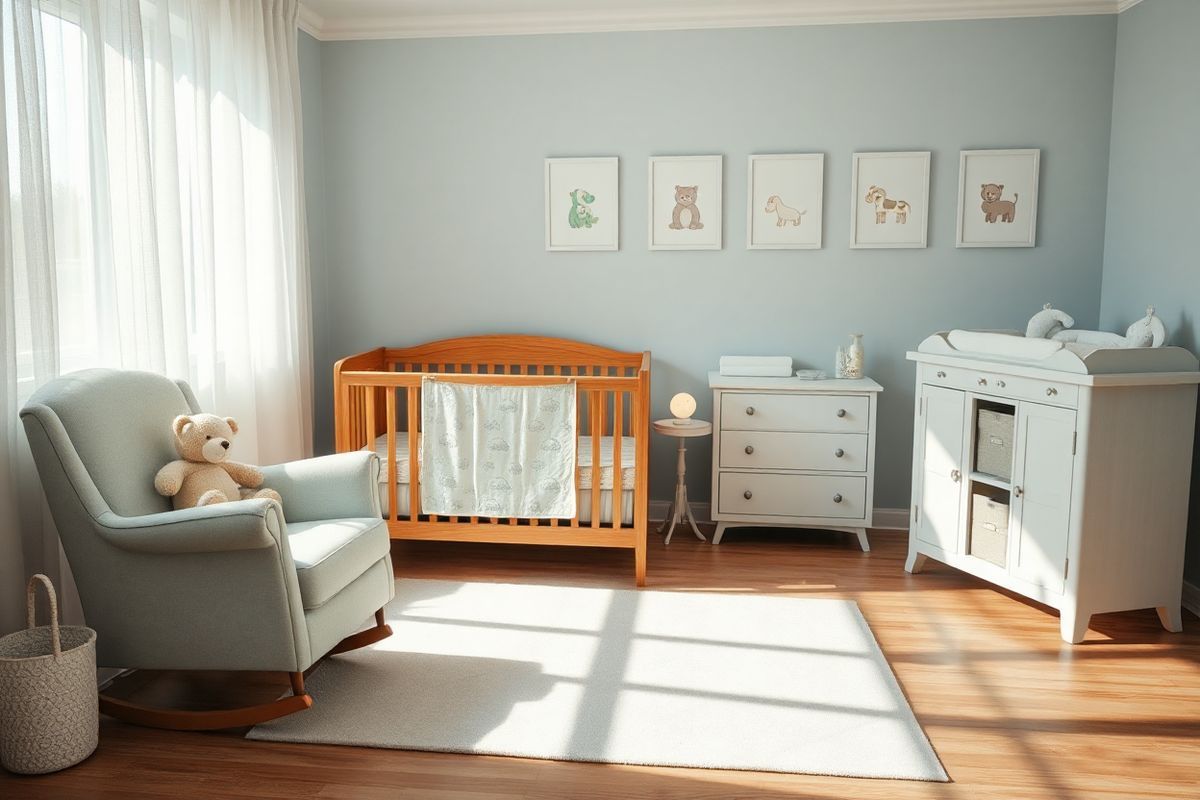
[612,391,622,529]
[386,390,398,522]
[571,378,581,528]
[408,386,419,522]
[591,391,602,528]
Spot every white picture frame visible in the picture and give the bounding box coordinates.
[956,149,1040,248]
[648,155,722,250]
[747,154,824,250]
[544,157,619,251]
[849,151,931,249]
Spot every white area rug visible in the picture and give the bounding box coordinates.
[248,579,947,781]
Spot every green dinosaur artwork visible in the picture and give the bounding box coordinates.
[568,189,600,229]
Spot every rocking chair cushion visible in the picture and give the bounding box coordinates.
[288,518,391,610]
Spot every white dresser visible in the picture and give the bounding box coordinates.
[708,372,882,549]
[907,335,1200,643]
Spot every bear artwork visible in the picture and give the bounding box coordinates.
[669,185,704,230]
[980,183,1018,223]
[153,413,281,509]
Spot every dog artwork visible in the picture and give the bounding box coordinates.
[668,185,704,230]
[764,195,806,226]
[980,183,1018,223]
[863,185,911,224]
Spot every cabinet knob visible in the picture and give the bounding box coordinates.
[745,406,756,416]
[744,445,754,455]
[978,378,988,386]
[743,490,753,500]
[1013,485,1023,497]
[834,448,845,458]
[996,380,1007,388]
[833,493,843,504]
[1046,387,1058,397]
[936,371,947,378]
[836,408,847,418]
[951,468,961,483]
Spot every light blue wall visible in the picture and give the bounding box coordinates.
[299,15,1117,507]
[1099,0,1200,582]
[299,30,331,456]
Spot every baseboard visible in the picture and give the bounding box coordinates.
[1183,580,1200,618]
[649,500,909,531]
[98,667,131,691]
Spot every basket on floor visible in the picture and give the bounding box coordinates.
[0,574,98,774]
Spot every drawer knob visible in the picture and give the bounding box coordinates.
[745,406,756,416]
[936,370,947,378]
[836,408,847,418]
[834,448,845,458]
[743,490,753,500]
[996,380,1007,388]
[951,468,961,483]
[1046,387,1058,397]
[833,493,843,504]
[744,445,754,455]
[978,378,988,386]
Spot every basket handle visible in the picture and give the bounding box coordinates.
[26,573,61,659]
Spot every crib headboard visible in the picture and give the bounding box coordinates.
[382,334,646,375]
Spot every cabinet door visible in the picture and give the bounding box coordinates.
[917,385,967,554]
[1010,402,1076,593]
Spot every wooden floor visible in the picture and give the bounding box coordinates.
[5,526,1199,799]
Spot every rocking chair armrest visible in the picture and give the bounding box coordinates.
[94,499,286,554]
[260,452,381,523]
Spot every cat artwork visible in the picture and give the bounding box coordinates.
[668,185,704,230]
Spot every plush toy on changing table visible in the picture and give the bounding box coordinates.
[1025,303,1167,348]
[153,413,282,509]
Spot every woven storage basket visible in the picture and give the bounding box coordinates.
[975,409,1015,481]
[0,574,98,775]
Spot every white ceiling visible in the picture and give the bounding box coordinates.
[299,0,1142,41]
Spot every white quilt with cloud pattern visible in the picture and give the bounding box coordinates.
[419,378,577,518]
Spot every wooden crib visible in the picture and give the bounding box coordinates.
[333,335,651,585]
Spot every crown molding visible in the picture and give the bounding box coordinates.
[298,0,1128,42]
[297,3,325,38]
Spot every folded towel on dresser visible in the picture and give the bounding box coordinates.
[719,355,794,377]
[420,378,576,518]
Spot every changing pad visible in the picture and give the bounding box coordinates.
[919,330,1198,375]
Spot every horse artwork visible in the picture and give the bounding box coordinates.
[568,188,599,229]
[764,195,806,226]
[864,185,911,224]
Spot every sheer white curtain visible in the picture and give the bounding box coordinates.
[1,0,312,633]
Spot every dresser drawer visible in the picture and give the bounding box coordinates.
[721,393,870,433]
[717,472,866,519]
[920,364,1078,407]
[720,431,868,472]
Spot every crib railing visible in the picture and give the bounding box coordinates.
[333,336,651,584]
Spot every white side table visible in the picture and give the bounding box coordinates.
[652,418,712,544]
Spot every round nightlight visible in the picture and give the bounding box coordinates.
[669,392,697,425]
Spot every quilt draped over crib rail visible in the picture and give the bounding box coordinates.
[420,378,577,518]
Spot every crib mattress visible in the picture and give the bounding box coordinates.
[366,432,637,491]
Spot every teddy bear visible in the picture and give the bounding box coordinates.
[153,413,282,510]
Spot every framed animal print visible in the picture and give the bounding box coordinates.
[849,151,931,249]
[648,155,722,250]
[747,154,824,250]
[956,149,1040,248]
[544,157,618,251]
